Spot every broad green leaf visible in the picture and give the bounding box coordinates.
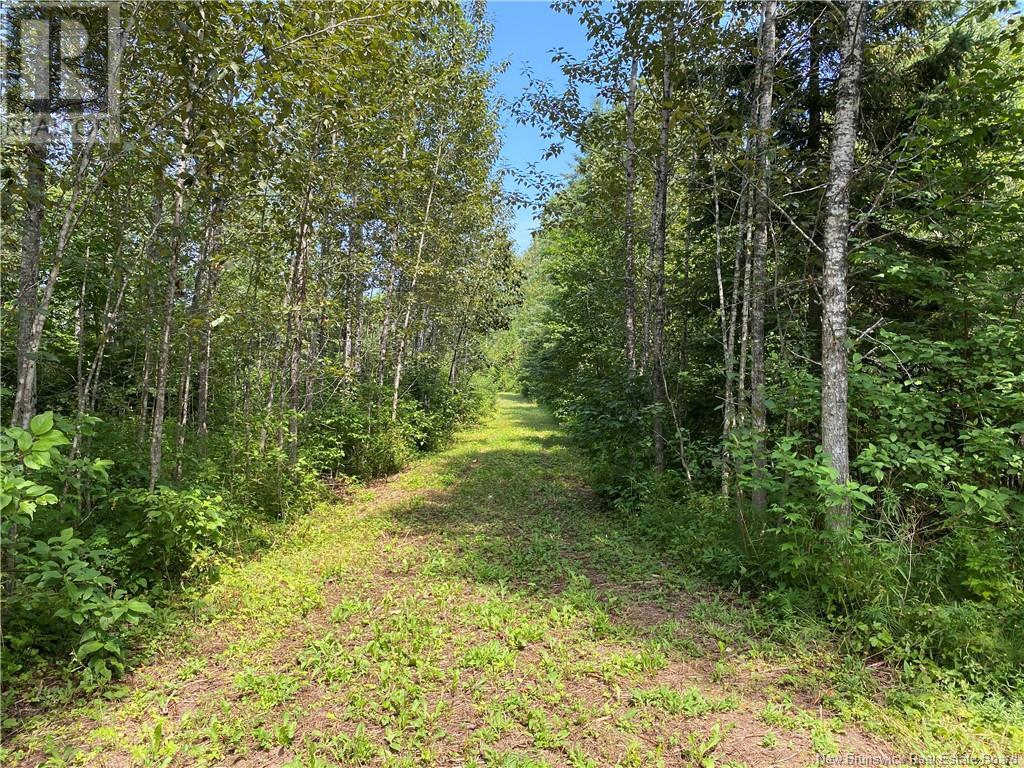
[29,412,54,436]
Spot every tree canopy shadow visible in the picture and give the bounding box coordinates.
[381,398,739,648]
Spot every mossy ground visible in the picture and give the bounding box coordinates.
[3,396,1020,767]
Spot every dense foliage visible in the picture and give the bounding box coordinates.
[514,0,1024,692]
[1,1,517,692]
[3,0,1023,745]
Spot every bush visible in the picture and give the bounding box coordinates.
[1,416,153,686]
[520,315,1024,690]
[11,528,153,685]
[1,371,499,692]
[111,486,234,581]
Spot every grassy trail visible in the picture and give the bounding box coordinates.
[6,396,915,766]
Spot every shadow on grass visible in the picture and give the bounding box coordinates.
[381,396,734,645]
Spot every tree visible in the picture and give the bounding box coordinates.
[649,20,673,473]
[820,0,868,531]
[516,0,1024,687]
[747,0,777,513]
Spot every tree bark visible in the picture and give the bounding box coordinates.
[649,26,673,474]
[285,184,313,463]
[449,322,466,385]
[11,122,48,428]
[136,191,164,449]
[70,248,91,461]
[12,123,99,428]
[149,112,191,490]
[76,258,130,447]
[736,184,754,428]
[304,293,328,412]
[196,197,225,442]
[821,0,868,532]
[714,168,740,496]
[391,138,445,419]
[749,0,777,514]
[173,207,217,481]
[623,57,639,374]
[377,262,399,388]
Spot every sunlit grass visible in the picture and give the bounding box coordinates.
[3,395,1020,767]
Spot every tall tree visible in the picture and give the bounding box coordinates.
[748,0,777,513]
[820,0,868,531]
[10,123,47,429]
[623,56,639,374]
[649,21,673,473]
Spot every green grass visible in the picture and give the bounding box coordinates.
[2,395,1021,767]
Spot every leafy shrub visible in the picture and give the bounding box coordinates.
[1,415,152,686]
[1,369,498,692]
[12,528,152,685]
[1,412,68,546]
[304,370,493,479]
[231,438,324,522]
[111,486,233,581]
[525,318,1024,689]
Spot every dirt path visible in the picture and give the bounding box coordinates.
[5,395,895,767]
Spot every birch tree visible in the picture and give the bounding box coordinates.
[820,0,868,531]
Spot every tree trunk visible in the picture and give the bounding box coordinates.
[821,0,868,532]
[623,57,639,374]
[343,270,355,379]
[136,192,164,449]
[749,0,777,514]
[348,268,366,381]
[173,352,193,482]
[391,138,445,420]
[377,263,399,388]
[304,297,328,412]
[259,375,275,453]
[77,263,130,446]
[12,124,99,429]
[68,248,93,464]
[449,322,466,385]
[736,186,754,426]
[138,338,153,449]
[149,112,191,490]
[148,202,180,489]
[713,167,738,496]
[196,198,225,442]
[286,184,313,463]
[173,209,217,480]
[11,122,48,428]
[649,26,673,474]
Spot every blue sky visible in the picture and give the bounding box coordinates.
[485,1,597,253]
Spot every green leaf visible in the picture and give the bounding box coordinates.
[16,431,32,453]
[29,412,54,436]
[22,453,45,470]
[78,640,105,657]
[32,431,69,450]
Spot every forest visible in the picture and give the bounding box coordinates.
[514,0,1024,693]
[1,0,1023,765]
[2,0,518,684]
